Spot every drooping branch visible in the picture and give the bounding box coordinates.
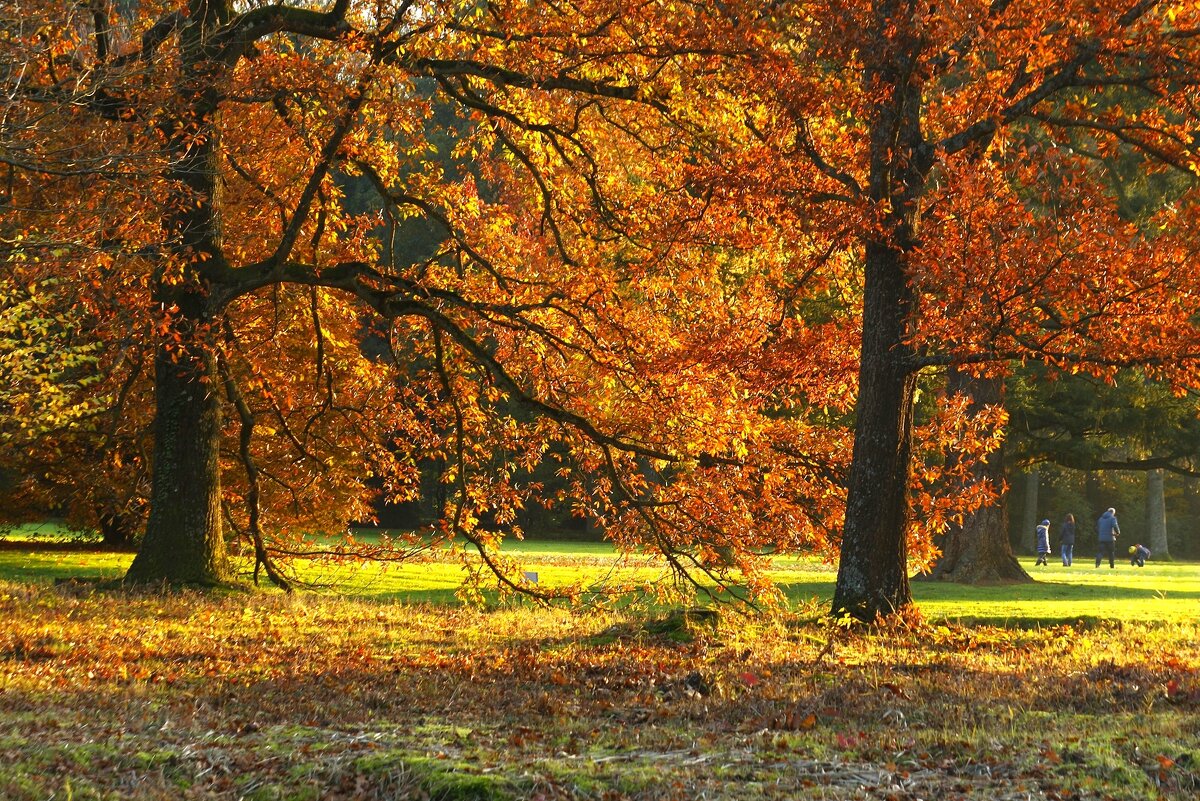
[411,302,743,468]
[1028,112,1200,176]
[408,57,670,112]
[431,327,570,603]
[217,345,292,592]
[238,254,751,473]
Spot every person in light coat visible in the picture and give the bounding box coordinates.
[1035,519,1051,566]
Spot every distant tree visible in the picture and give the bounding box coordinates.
[919,370,1027,584]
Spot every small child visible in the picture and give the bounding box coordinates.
[1128,544,1151,567]
[1035,519,1051,566]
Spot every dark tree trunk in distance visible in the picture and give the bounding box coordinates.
[1021,469,1039,554]
[920,372,1031,584]
[98,512,137,551]
[1147,468,1170,559]
[1084,471,1103,558]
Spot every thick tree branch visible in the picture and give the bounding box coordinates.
[217,0,353,65]
[1029,111,1199,175]
[407,57,670,112]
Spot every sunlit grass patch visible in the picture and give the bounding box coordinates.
[0,538,1196,624]
[0,549,130,584]
[909,558,1200,624]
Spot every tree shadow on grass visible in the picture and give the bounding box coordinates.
[774,575,1199,626]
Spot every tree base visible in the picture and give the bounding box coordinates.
[118,572,246,592]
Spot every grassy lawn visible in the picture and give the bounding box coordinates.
[1,537,1196,800]
[1,533,1195,623]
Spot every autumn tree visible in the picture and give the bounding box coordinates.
[9,1,1199,614]
[925,62,1200,584]
[706,0,1200,619]
[4,1,856,595]
[0,211,150,546]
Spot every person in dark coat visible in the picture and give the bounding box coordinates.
[1060,513,1076,566]
[1035,519,1051,566]
[1095,507,1120,568]
[1128,543,1151,567]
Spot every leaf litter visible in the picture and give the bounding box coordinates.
[0,582,1196,800]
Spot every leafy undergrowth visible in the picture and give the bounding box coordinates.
[1,583,1197,800]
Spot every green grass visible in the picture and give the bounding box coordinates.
[0,550,130,583]
[0,533,1195,623]
[911,558,1200,624]
[0,520,96,542]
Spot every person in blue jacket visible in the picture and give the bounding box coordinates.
[1128,543,1151,567]
[1035,519,1051,566]
[1059,513,1076,566]
[1095,507,1120,568]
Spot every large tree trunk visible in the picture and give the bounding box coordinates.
[126,332,232,584]
[922,498,1029,583]
[832,3,930,622]
[832,242,920,620]
[125,3,233,585]
[920,372,1030,584]
[1146,468,1170,559]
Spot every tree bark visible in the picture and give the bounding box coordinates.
[920,372,1030,584]
[1146,468,1170,559]
[125,2,234,585]
[125,333,232,584]
[832,242,920,620]
[832,3,931,621]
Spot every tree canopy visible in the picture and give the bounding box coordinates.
[3,1,1199,618]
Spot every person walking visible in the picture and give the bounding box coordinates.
[1095,507,1120,568]
[1060,513,1076,566]
[1035,519,1051,566]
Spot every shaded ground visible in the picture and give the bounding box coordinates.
[1,583,1197,800]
